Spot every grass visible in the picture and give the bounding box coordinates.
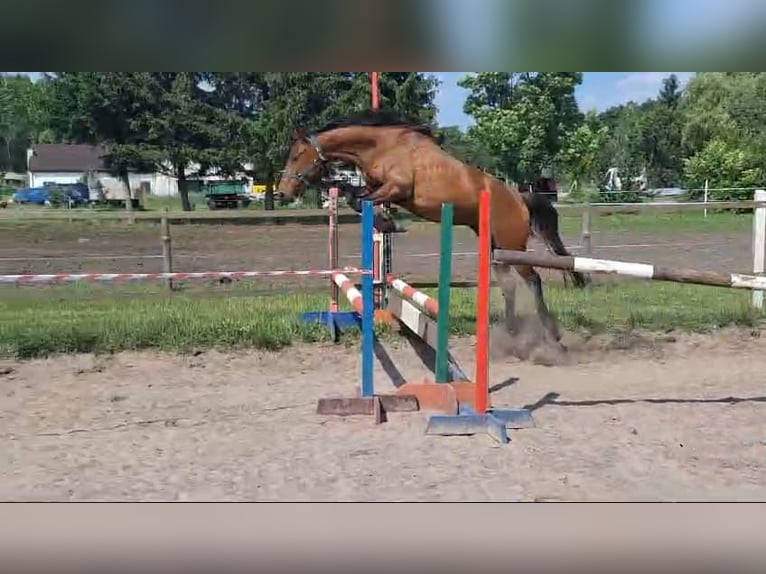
[0,279,762,360]
[557,210,751,236]
[401,210,752,238]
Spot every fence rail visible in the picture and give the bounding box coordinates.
[2,199,765,223]
[0,206,362,223]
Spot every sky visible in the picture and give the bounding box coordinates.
[432,72,696,130]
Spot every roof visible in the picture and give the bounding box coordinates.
[28,144,108,173]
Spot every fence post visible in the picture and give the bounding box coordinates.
[328,187,339,313]
[703,179,709,219]
[161,212,173,292]
[581,200,592,255]
[753,189,766,310]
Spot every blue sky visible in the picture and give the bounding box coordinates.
[432,72,696,130]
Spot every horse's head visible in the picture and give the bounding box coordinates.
[276,128,327,205]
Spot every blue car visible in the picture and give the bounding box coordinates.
[12,183,89,206]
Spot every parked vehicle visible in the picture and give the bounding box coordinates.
[12,183,90,207]
[204,181,252,210]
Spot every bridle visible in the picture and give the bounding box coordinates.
[282,134,328,186]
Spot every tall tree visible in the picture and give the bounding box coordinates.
[681,72,766,197]
[560,110,609,194]
[202,72,438,209]
[458,72,583,183]
[595,74,686,194]
[46,73,156,212]
[47,72,243,211]
[0,74,50,172]
[437,125,499,173]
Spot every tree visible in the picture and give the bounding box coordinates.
[560,110,608,194]
[458,72,583,183]
[681,72,766,198]
[47,72,245,211]
[594,74,687,196]
[202,72,439,209]
[437,126,499,173]
[137,73,244,211]
[46,73,157,212]
[0,74,50,172]
[640,74,685,187]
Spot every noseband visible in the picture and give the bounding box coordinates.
[283,134,328,185]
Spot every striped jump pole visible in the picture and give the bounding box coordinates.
[425,188,534,444]
[387,276,439,316]
[331,272,364,315]
[1,269,370,285]
[386,271,472,384]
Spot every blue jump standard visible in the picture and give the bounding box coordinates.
[300,311,360,343]
[425,404,534,445]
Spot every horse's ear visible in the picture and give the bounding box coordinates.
[293,127,308,140]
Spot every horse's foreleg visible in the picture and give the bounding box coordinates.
[358,182,409,233]
[362,181,409,205]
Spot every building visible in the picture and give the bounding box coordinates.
[1,172,26,187]
[26,144,179,199]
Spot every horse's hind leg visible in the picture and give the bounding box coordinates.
[491,261,520,334]
[514,264,562,343]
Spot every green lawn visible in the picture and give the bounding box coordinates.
[557,210,752,236]
[401,209,752,238]
[0,279,760,360]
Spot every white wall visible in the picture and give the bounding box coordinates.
[97,173,179,198]
[28,172,83,187]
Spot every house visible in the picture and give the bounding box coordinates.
[1,172,26,187]
[26,144,179,199]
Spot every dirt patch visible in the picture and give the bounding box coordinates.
[2,327,765,501]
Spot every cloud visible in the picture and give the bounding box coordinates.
[615,72,694,103]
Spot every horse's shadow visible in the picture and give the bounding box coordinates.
[523,392,766,412]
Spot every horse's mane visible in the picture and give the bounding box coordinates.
[316,109,440,142]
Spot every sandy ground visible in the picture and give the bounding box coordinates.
[2,325,766,502]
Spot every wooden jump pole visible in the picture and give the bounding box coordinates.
[328,187,340,313]
[492,250,766,292]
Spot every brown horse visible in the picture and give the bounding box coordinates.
[276,109,589,345]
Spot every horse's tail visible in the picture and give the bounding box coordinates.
[523,191,591,289]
